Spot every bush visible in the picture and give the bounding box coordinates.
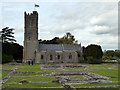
[2,54,13,63]
[87,56,102,64]
[79,59,85,63]
[83,44,103,63]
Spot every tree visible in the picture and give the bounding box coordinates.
[0,27,16,43]
[57,32,78,44]
[2,42,23,63]
[84,44,103,64]
[38,33,78,45]
[103,50,120,60]
[1,27,23,63]
[39,37,59,44]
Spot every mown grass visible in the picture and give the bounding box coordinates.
[88,64,114,68]
[2,65,16,70]
[6,76,55,83]
[64,68,87,71]
[89,68,118,81]
[68,76,85,79]
[72,82,118,87]
[56,70,85,73]
[16,64,43,72]
[2,63,119,88]
[3,83,62,88]
[2,72,10,78]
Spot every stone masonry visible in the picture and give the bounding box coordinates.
[23,11,83,64]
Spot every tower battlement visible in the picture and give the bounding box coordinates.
[24,11,38,17]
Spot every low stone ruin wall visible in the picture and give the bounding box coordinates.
[42,65,86,69]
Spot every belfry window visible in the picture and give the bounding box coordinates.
[50,55,53,60]
[69,53,72,59]
[41,55,44,59]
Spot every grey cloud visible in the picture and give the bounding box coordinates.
[90,8,117,36]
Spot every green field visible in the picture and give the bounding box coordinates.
[2,63,119,89]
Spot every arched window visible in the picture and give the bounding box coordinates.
[50,55,53,60]
[58,55,60,59]
[69,53,72,59]
[41,55,44,59]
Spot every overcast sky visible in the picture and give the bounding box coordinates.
[0,1,118,50]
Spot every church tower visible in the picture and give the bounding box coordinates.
[23,11,39,63]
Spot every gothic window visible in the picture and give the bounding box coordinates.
[69,53,72,59]
[58,55,60,59]
[50,55,53,60]
[41,55,44,59]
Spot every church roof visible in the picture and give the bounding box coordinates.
[39,44,81,51]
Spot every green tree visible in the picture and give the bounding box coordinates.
[1,27,23,63]
[57,32,78,44]
[114,50,120,58]
[0,27,16,43]
[84,44,103,64]
[103,50,120,60]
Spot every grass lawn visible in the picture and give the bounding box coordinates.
[6,76,55,83]
[88,64,114,68]
[2,65,16,70]
[3,83,62,88]
[16,64,43,72]
[89,68,118,81]
[2,72,10,78]
[2,63,119,88]
[68,76,85,79]
[72,82,118,87]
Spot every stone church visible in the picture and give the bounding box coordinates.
[23,11,83,63]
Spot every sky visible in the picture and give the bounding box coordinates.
[0,0,119,50]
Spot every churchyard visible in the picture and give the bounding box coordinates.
[1,63,119,89]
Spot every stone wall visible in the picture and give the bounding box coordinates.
[36,50,80,64]
[62,51,78,63]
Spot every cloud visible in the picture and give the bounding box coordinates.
[2,2,118,50]
[90,10,118,26]
[90,9,118,36]
[38,2,118,50]
[92,25,111,34]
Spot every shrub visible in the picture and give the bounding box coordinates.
[83,44,103,64]
[2,54,13,63]
[87,56,102,64]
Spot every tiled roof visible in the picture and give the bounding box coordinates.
[39,44,62,51]
[63,45,81,51]
[39,44,81,51]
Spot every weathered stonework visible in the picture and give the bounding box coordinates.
[23,11,83,63]
[23,11,39,63]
